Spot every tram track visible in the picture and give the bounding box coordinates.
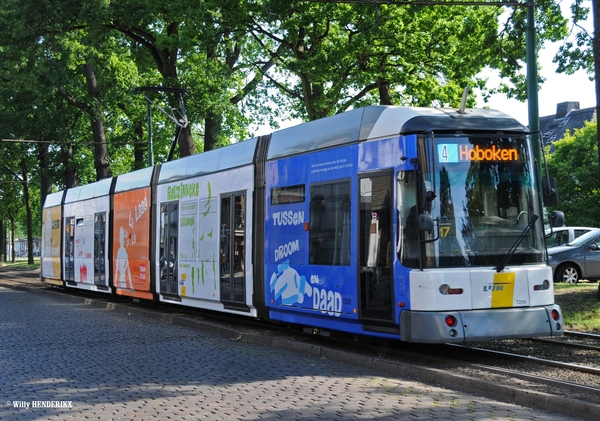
[2,267,600,412]
[448,339,600,374]
[531,330,600,351]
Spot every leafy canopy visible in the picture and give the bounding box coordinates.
[547,120,600,227]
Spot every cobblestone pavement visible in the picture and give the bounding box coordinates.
[0,285,583,421]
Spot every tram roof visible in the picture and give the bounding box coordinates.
[115,166,155,193]
[158,137,258,184]
[43,191,64,209]
[267,105,527,160]
[64,177,113,203]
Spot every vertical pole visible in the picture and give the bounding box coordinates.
[593,0,600,185]
[526,1,545,213]
[147,102,154,167]
[0,221,4,263]
[526,1,539,138]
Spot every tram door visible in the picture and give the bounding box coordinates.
[359,172,394,326]
[93,212,106,286]
[220,193,247,310]
[64,217,75,282]
[159,202,178,297]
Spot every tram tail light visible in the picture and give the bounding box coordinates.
[533,280,550,291]
[551,309,560,321]
[439,284,464,295]
[444,315,457,327]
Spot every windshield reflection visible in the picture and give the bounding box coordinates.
[424,135,545,268]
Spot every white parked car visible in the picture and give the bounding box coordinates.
[545,226,599,248]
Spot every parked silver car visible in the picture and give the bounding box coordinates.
[548,229,600,284]
[545,226,598,248]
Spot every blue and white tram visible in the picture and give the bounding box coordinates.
[264,106,563,342]
[41,105,563,343]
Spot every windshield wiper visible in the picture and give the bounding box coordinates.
[495,214,539,272]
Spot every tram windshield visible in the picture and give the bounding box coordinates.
[401,134,545,268]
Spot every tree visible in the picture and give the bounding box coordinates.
[0,1,110,182]
[56,60,112,181]
[102,0,275,152]
[252,1,569,121]
[1,187,20,263]
[550,0,599,184]
[104,3,196,156]
[0,140,39,264]
[546,120,600,226]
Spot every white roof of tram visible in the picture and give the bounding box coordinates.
[267,106,526,160]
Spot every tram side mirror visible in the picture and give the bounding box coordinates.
[421,181,436,212]
[419,214,434,233]
[550,210,564,228]
[542,177,559,207]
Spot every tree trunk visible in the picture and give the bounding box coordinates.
[0,221,4,263]
[62,143,77,188]
[378,78,393,105]
[38,142,52,219]
[178,125,195,156]
[594,0,600,184]
[8,214,15,263]
[133,122,147,170]
[203,112,222,152]
[19,158,34,265]
[163,22,194,157]
[83,61,111,180]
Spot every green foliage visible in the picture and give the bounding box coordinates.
[553,0,594,77]
[554,283,600,333]
[546,120,600,227]
[253,1,570,119]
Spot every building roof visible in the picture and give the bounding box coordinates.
[540,101,596,150]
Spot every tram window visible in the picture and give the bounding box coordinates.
[309,181,351,266]
[271,184,305,205]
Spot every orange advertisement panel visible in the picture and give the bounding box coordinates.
[41,206,62,284]
[113,187,152,299]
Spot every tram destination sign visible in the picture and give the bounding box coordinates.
[438,144,519,163]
